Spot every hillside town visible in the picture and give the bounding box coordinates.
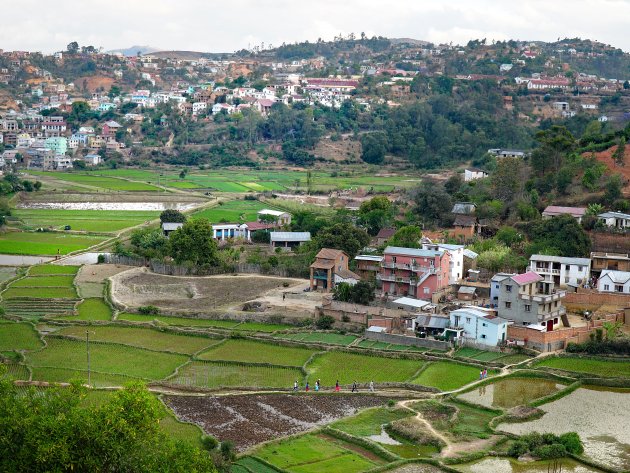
[1,8,630,473]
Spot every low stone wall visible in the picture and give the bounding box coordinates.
[507,311,625,352]
[363,330,450,350]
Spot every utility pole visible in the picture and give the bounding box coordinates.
[86,330,91,387]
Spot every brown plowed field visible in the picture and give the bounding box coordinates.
[164,393,385,450]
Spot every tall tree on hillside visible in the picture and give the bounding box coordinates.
[311,222,370,259]
[360,132,387,164]
[388,226,423,248]
[613,137,626,166]
[492,157,525,202]
[531,126,576,175]
[66,41,79,54]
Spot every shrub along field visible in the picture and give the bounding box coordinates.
[0,231,107,255]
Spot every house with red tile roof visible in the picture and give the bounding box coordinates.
[542,206,586,223]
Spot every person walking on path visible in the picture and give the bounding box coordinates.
[293,380,298,391]
[479,370,483,380]
[483,368,488,379]
[335,380,340,392]
[369,380,374,392]
[315,379,319,392]
[305,381,309,392]
[351,381,358,393]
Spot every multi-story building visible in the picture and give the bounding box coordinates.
[591,252,630,275]
[529,254,591,288]
[421,243,477,284]
[354,255,383,282]
[496,271,566,331]
[310,248,360,292]
[378,246,450,300]
[45,136,67,156]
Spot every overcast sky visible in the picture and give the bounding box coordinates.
[2,0,630,54]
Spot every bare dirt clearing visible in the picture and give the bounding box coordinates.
[164,393,386,451]
[75,264,132,298]
[111,267,305,312]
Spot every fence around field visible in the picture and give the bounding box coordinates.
[102,254,308,278]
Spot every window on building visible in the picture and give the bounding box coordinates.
[604,284,610,291]
[578,266,584,272]
[564,277,569,283]
[495,284,499,289]
[505,301,512,309]
[505,285,512,292]
[525,304,531,312]
[615,285,624,293]
[481,334,487,339]
[392,256,396,263]
[423,287,429,294]
[482,322,487,327]
[466,317,471,323]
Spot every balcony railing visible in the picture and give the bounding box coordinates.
[377,274,396,282]
[381,261,396,269]
[359,264,380,272]
[537,306,567,321]
[519,290,566,303]
[533,266,560,275]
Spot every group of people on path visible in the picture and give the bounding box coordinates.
[479,368,489,380]
[293,379,375,393]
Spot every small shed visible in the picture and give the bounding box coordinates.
[458,286,477,301]
[162,222,184,237]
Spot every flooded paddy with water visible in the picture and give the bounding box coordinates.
[458,377,564,409]
[498,386,630,471]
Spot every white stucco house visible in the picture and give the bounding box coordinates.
[449,307,509,347]
[598,270,630,294]
[598,211,630,230]
[529,255,591,288]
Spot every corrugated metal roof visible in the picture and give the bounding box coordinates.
[384,246,443,257]
[600,270,630,284]
[270,232,311,242]
[394,297,430,309]
[162,222,184,231]
[530,254,591,265]
[598,211,630,219]
[355,255,383,262]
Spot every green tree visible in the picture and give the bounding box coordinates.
[527,215,591,257]
[412,181,453,225]
[66,41,79,54]
[333,282,352,302]
[492,157,524,202]
[604,174,623,204]
[0,378,217,472]
[168,219,219,266]
[360,132,387,164]
[388,226,422,248]
[357,196,394,235]
[311,222,370,259]
[613,137,626,166]
[349,280,375,305]
[160,209,187,223]
[531,126,575,175]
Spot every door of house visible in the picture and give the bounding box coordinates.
[546,319,554,332]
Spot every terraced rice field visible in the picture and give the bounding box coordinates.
[255,433,384,473]
[167,360,302,389]
[14,209,159,233]
[191,199,280,223]
[30,172,160,191]
[306,351,423,385]
[273,332,358,346]
[63,298,112,321]
[197,339,316,366]
[0,232,107,255]
[533,356,630,378]
[412,362,487,391]
[0,321,43,351]
[29,265,80,275]
[27,337,188,380]
[55,325,218,355]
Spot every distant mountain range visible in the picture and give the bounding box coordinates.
[106,45,162,57]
